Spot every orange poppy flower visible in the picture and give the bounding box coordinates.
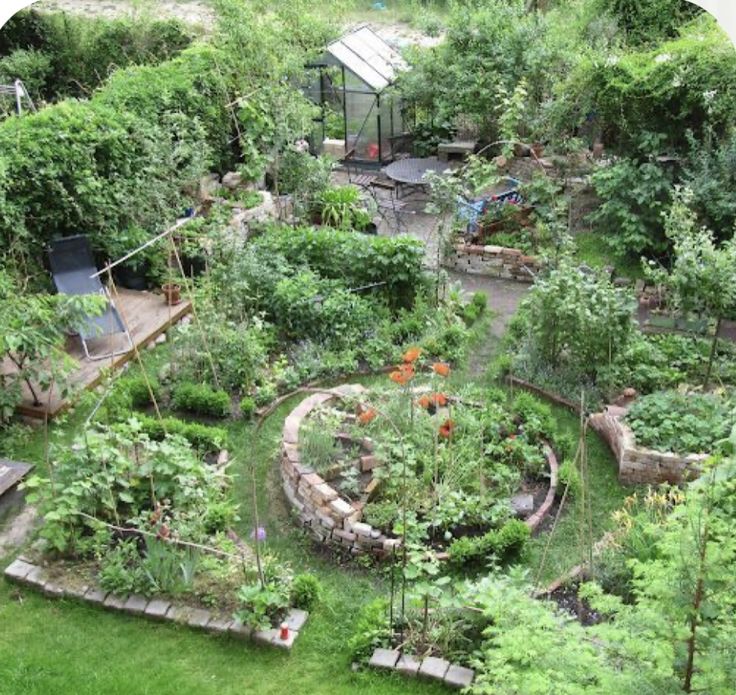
[438,418,455,439]
[432,392,448,407]
[432,362,451,378]
[417,394,432,409]
[358,408,377,425]
[402,346,422,364]
[390,363,415,385]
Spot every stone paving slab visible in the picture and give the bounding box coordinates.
[42,580,64,598]
[207,616,234,634]
[144,598,171,620]
[187,608,212,629]
[396,654,421,677]
[369,648,400,670]
[103,593,128,611]
[24,564,47,587]
[84,588,108,604]
[271,629,298,649]
[4,558,35,582]
[123,594,149,615]
[285,609,308,632]
[228,619,254,640]
[253,628,279,646]
[419,656,451,681]
[445,664,475,689]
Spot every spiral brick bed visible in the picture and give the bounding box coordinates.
[280,385,558,557]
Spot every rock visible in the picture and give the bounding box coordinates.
[222,172,243,190]
[369,648,400,670]
[511,493,535,517]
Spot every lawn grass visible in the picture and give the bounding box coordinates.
[0,314,628,694]
[575,231,646,281]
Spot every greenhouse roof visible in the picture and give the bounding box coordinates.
[325,26,407,92]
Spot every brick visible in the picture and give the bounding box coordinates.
[103,593,128,611]
[351,522,373,537]
[123,594,149,615]
[229,619,253,640]
[396,654,422,676]
[207,616,234,634]
[84,587,109,604]
[301,473,325,487]
[3,559,35,582]
[285,609,308,632]
[369,648,400,670]
[329,498,353,518]
[144,598,171,620]
[419,656,451,681]
[444,664,475,689]
[187,608,212,629]
[312,483,338,504]
[360,455,379,472]
[364,478,381,499]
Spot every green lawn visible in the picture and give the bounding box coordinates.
[575,231,646,281]
[0,320,627,694]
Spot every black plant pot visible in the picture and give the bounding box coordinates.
[115,262,149,291]
[180,254,206,278]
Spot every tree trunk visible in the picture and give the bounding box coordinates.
[682,518,709,693]
[703,316,722,389]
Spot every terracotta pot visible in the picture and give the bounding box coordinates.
[162,283,181,306]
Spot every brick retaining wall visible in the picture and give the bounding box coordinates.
[444,243,542,282]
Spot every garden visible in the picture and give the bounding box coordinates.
[1,1,736,694]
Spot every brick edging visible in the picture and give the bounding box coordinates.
[3,558,307,650]
[368,648,474,689]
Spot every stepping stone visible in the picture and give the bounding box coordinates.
[144,599,171,620]
[511,493,534,516]
[187,608,212,629]
[444,664,475,689]
[419,656,451,681]
[84,588,108,604]
[253,628,279,646]
[103,594,128,611]
[4,558,34,582]
[396,654,421,677]
[369,648,400,670]
[228,619,253,640]
[123,594,149,615]
[285,609,308,632]
[207,616,234,634]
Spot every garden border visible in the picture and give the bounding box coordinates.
[280,384,559,557]
[3,556,308,650]
[367,647,475,689]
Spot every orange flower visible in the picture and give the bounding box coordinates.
[438,418,455,439]
[358,408,377,425]
[432,392,448,407]
[402,346,422,364]
[432,362,451,378]
[390,363,415,385]
[417,394,432,409]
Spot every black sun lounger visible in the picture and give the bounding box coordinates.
[48,235,134,361]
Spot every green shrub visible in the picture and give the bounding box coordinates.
[448,520,530,566]
[121,375,161,409]
[347,598,391,662]
[290,573,323,610]
[0,48,52,107]
[558,459,581,498]
[239,396,256,419]
[172,382,231,418]
[135,414,227,453]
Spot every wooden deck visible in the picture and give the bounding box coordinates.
[0,460,33,499]
[5,289,191,420]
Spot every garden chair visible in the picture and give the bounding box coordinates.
[344,148,377,189]
[369,177,410,235]
[48,235,134,362]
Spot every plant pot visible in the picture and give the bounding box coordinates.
[115,262,148,291]
[162,283,181,306]
[531,142,545,159]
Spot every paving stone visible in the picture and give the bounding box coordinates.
[253,628,279,646]
[419,656,451,681]
[4,559,35,582]
[228,619,254,640]
[207,616,234,634]
[42,580,64,598]
[63,583,91,600]
[165,604,191,623]
[103,593,128,611]
[271,628,297,649]
[369,648,400,670]
[396,654,421,677]
[84,587,109,604]
[285,609,308,632]
[144,598,171,620]
[123,594,149,615]
[24,564,47,587]
[187,608,212,629]
[444,664,475,689]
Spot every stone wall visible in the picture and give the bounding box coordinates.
[443,243,542,282]
[281,384,399,558]
[589,405,706,485]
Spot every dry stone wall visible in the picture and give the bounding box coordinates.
[589,405,706,484]
[444,243,542,282]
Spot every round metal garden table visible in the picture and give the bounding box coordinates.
[383,157,452,197]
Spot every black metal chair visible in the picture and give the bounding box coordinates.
[48,235,133,361]
[344,148,377,189]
